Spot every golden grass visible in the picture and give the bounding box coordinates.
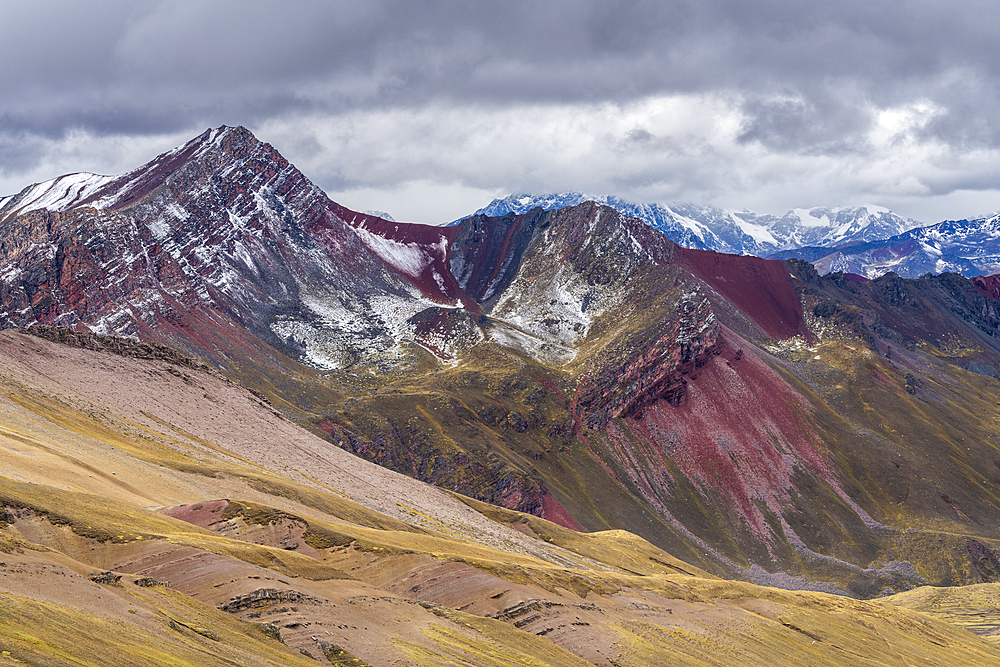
[884,583,1000,643]
[0,476,348,580]
[452,492,716,579]
[605,576,1000,667]
[0,591,317,667]
[397,615,594,667]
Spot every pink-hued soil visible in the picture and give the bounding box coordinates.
[609,328,878,550]
[973,274,1000,303]
[327,202,476,308]
[541,492,585,531]
[678,247,811,340]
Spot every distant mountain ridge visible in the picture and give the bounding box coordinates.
[771,212,1000,279]
[467,192,922,258]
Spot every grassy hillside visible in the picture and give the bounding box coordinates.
[0,330,999,665]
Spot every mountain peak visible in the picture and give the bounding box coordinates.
[0,125,255,223]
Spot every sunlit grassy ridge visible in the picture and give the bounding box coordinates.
[884,583,1000,643]
[0,591,317,667]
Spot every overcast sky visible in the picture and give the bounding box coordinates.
[2,0,999,223]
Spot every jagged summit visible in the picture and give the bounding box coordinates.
[774,210,1000,278]
[0,124,461,371]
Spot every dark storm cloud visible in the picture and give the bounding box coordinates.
[736,96,873,155]
[3,0,1000,219]
[0,132,46,175]
[4,1,999,136]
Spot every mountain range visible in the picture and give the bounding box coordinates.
[1,126,1000,664]
[468,192,921,256]
[471,192,1000,279]
[770,213,1000,278]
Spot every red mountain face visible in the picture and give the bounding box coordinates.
[2,126,1000,597]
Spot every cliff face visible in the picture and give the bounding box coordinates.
[3,126,1000,596]
[573,292,722,428]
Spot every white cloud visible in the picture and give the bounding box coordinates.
[0,129,192,198]
[257,94,1000,222]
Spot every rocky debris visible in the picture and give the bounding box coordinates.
[133,577,169,587]
[259,623,284,642]
[812,300,840,318]
[574,293,722,427]
[904,373,924,395]
[21,325,208,371]
[967,539,1000,583]
[407,306,483,360]
[168,622,219,641]
[319,641,371,666]
[872,272,912,307]
[488,598,564,626]
[220,588,322,613]
[89,571,122,585]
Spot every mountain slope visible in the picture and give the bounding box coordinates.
[1,327,999,665]
[0,126,463,376]
[773,212,1000,279]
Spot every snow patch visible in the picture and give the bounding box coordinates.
[353,225,437,278]
[1,173,117,219]
[487,320,577,365]
[164,203,190,220]
[272,285,444,370]
[792,208,831,228]
[147,217,170,241]
[730,213,778,245]
[670,212,708,241]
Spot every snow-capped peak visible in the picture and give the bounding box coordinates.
[0,126,238,223]
[0,172,119,220]
[470,193,922,258]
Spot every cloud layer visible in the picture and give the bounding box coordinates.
[2,0,999,222]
